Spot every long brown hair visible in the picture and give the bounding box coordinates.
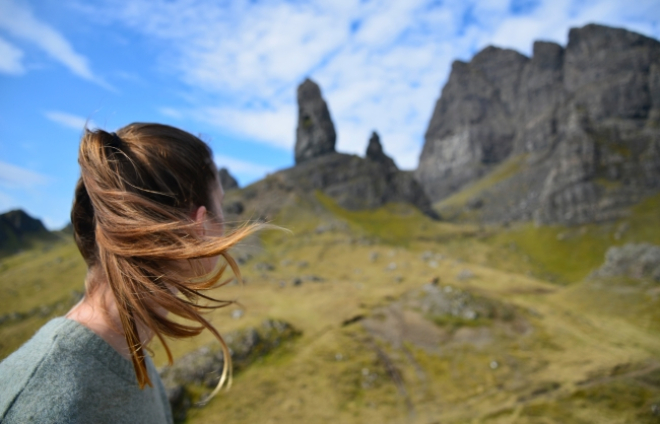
[71,123,260,392]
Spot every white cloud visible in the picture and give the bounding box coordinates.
[0,36,24,74]
[487,0,660,55]
[214,154,275,181]
[158,107,183,120]
[0,160,49,190]
[44,111,97,131]
[0,0,109,88]
[201,106,296,150]
[81,0,660,170]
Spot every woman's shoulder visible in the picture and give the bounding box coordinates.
[0,318,81,419]
[0,317,172,423]
[0,318,131,422]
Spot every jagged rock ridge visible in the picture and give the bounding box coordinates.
[226,79,438,221]
[417,24,660,224]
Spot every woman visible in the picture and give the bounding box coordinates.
[0,123,260,423]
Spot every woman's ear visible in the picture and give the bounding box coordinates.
[193,205,207,237]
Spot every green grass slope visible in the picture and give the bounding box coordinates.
[0,191,659,423]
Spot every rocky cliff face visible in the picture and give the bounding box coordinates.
[417,24,660,225]
[295,78,337,164]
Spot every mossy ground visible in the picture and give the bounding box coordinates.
[1,193,659,423]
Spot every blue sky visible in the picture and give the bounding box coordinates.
[1,0,659,229]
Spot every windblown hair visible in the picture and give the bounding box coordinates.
[71,123,259,394]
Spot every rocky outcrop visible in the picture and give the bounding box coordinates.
[418,24,660,225]
[160,319,300,422]
[590,243,660,281]
[225,89,438,221]
[230,152,437,221]
[218,167,239,191]
[366,131,398,173]
[295,78,336,164]
[0,209,51,254]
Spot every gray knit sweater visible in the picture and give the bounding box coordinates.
[0,317,173,423]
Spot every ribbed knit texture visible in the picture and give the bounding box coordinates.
[0,317,173,423]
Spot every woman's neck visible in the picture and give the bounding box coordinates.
[66,269,153,361]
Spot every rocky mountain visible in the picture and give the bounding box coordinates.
[417,24,660,224]
[0,209,51,254]
[218,167,239,191]
[225,79,437,220]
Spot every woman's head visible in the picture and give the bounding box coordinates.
[72,123,220,267]
[71,123,257,390]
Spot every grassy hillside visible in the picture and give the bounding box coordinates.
[1,192,659,423]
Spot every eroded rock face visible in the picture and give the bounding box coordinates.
[295,78,336,164]
[418,24,660,225]
[418,47,527,200]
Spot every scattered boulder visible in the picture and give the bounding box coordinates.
[412,283,509,323]
[303,275,325,282]
[591,243,660,281]
[254,262,275,272]
[295,78,336,164]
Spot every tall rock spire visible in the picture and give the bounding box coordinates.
[295,78,336,164]
[365,131,398,173]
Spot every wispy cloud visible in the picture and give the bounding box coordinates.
[202,106,296,150]
[158,107,183,120]
[214,154,274,182]
[84,0,660,169]
[0,160,49,190]
[0,36,24,74]
[0,0,110,88]
[44,111,96,131]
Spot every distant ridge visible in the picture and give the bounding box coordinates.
[0,209,53,255]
